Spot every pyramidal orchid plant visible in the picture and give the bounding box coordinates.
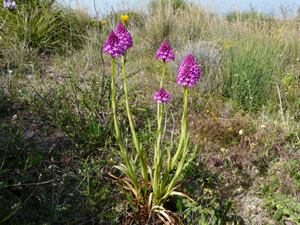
[104,23,198,223]
[102,30,139,193]
[151,50,199,222]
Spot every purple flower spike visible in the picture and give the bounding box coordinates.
[3,0,17,10]
[103,30,125,58]
[177,54,200,88]
[115,21,133,50]
[3,0,8,8]
[154,88,171,104]
[156,40,175,62]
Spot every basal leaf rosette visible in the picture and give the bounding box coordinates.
[115,21,133,50]
[156,40,175,63]
[103,30,125,58]
[177,54,200,88]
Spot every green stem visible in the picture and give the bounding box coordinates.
[153,102,163,207]
[159,86,189,195]
[121,55,148,183]
[157,62,166,127]
[111,57,138,190]
[111,58,121,139]
[160,62,166,88]
[171,86,188,168]
[155,103,163,160]
[163,132,189,199]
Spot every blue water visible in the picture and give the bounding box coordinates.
[65,0,299,18]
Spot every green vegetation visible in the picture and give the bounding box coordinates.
[1,0,300,224]
[0,0,86,66]
[225,9,274,22]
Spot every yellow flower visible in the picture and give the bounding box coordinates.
[228,128,232,131]
[120,15,129,23]
[214,117,218,121]
[195,135,199,138]
[250,143,256,149]
[102,21,107,24]
[222,41,232,49]
[279,28,283,32]
[207,110,209,113]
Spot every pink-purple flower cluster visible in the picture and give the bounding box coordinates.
[103,30,125,58]
[154,88,171,104]
[3,0,17,10]
[103,21,133,58]
[115,21,133,50]
[156,40,175,62]
[177,54,200,88]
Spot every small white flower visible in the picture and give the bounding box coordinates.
[239,130,244,135]
[261,125,266,129]
[8,70,13,74]
[286,73,290,75]
[297,58,299,61]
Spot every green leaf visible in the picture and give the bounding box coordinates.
[187,184,194,196]
[25,156,32,167]
[275,211,283,220]
[0,181,7,190]
[90,120,95,134]
[97,123,103,135]
[135,107,146,111]
[268,203,275,212]
[19,176,32,182]
[270,175,276,182]
[210,193,217,206]
[13,176,32,183]
[295,173,300,180]
[0,168,9,175]
[31,155,43,166]
[127,194,135,211]
[177,199,182,214]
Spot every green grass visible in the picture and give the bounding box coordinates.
[0,0,300,224]
[225,10,274,23]
[0,0,87,66]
